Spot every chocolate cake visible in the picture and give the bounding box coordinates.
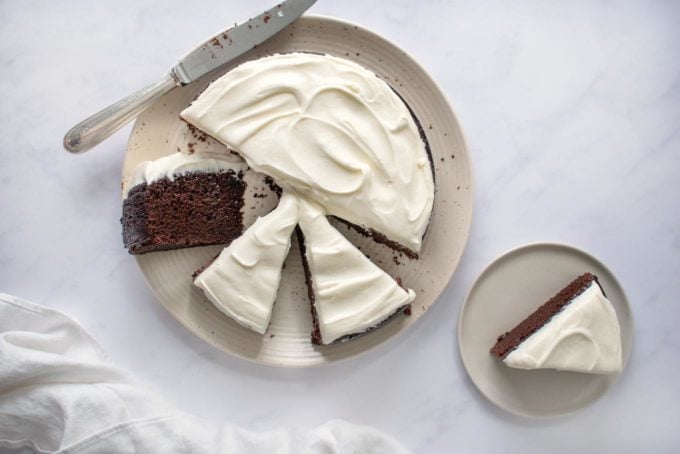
[122,169,245,255]
[177,53,435,343]
[491,273,601,359]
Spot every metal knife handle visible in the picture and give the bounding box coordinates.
[63,73,178,154]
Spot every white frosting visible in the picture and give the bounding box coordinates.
[122,152,245,198]
[181,53,434,252]
[504,282,623,374]
[193,192,298,334]
[298,199,415,344]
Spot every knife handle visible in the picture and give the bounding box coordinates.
[63,73,178,154]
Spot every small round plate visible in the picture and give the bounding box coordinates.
[124,15,473,367]
[458,242,633,417]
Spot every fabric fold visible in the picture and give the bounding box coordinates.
[0,293,409,454]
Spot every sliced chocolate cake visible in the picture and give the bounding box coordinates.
[491,273,622,374]
[177,53,436,343]
[122,153,246,254]
[297,199,415,345]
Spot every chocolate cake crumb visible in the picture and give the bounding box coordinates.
[264,176,282,197]
[187,123,209,143]
[210,37,223,49]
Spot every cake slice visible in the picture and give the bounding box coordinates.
[297,199,415,345]
[490,273,622,374]
[122,152,246,254]
[193,192,298,334]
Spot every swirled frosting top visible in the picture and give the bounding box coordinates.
[504,282,623,374]
[181,53,434,252]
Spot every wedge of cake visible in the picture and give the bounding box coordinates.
[490,273,622,374]
[193,192,298,334]
[297,199,415,345]
[121,152,245,254]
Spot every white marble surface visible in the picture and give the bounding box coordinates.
[1,0,679,451]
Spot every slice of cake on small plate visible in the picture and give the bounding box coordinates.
[193,192,298,334]
[121,152,246,254]
[297,199,415,345]
[490,273,622,374]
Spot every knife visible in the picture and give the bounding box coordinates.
[63,0,316,154]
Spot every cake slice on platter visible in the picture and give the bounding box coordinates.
[297,199,415,345]
[193,192,298,334]
[490,273,622,374]
[121,152,246,254]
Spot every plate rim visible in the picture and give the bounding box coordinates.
[127,14,475,367]
[457,241,634,418]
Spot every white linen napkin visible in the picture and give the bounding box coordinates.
[0,293,410,454]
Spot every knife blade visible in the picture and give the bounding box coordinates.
[64,0,316,154]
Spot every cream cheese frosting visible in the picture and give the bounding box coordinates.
[180,52,434,252]
[298,199,415,344]
[122,151,246,199]
[193,192,298,334]
[504,282,623,374]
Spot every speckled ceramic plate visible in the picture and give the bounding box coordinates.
[458,243,633,417]
[123,15,473,367]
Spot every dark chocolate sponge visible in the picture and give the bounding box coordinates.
[122,170,245,255]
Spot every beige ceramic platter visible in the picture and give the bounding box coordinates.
[123,15,473,367]
[458,243,633,417]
